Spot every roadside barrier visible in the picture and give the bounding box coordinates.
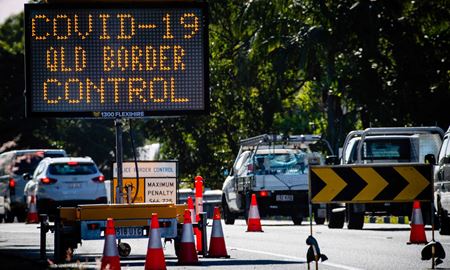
[408,201,427,244]
[101,218,121,270]
[247,194,263,232]
[26,195,39,224]
[177,209,199,265]
[207,207,230,258]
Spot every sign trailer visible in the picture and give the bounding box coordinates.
[25,2,211,262]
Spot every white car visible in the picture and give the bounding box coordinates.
[24,157,107,216]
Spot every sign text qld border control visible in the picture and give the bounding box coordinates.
[24,2,209,118]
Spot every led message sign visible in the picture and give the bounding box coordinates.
[25,2,209,118]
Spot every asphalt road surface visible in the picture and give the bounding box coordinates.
[0,219,449,269]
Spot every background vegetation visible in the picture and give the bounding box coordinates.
[0,0,448,188]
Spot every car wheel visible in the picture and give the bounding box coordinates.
[222,198,235,225]
[347,209,364,230]
[328,209,345,229]
[291,213,303,225]
[314,216,326,225]
[17,212,26,223]
[439,210,450,235]
[4,210,14,223]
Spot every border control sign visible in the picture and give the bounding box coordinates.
[24,2,209,118]
[113,161,178,203]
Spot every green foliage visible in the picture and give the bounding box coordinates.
[0,1,448,189]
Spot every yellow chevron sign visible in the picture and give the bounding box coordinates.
[310,164,432,203]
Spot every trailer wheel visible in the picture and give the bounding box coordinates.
[118,242,131,257]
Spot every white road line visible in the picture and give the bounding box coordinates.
[229,246,365,270]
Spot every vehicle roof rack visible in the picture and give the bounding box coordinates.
[239,134,322,146]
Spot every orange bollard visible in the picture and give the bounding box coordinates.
[207,207,230,258]
[194,176,204,252]
[144,213,166,270]
[101,218,121,270]
[408,201,428,244]
[247,194,263,232]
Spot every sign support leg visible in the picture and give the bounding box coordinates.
[115,118,124,204]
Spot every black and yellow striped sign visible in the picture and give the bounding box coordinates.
[310,164,432,203]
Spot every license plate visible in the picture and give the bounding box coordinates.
[116,227,144,238]
[67,183,81,189]
[276,195,294,201]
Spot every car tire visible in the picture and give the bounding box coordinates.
[314,216,326,225]
[347,210,364,230]
[222,198,235,225]
[439,210,450,235]
[4,210,14,223]
[17,212,26,223]
[328,210,345,229]
[291,213,303,225]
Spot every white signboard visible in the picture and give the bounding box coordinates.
[113,162,177,178]
[145,178,177,203]
[113,161,178,203]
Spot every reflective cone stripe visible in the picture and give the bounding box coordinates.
[101,218,121,270]
[26,195,39,224]
[208,207,229,258]
[177,210,199,265]
[408,201,427,244]
[247,194,263,232]
[145,213,166,270]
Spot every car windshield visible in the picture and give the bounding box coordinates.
[359,139,411,161]
[49,163,98,175]
[253,150,311,174]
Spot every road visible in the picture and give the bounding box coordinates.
[0,219,449,269]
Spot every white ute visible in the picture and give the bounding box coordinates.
[222,134,334,225]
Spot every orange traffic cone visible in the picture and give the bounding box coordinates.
[101,218,121,270]
[207,207,230,258]
[187,196,196,224]
[177,209,199,265]
[145,213,166,270]
[408,201,427,244]
[26,195,39,224]
[187,196,202,252]
[247,194,263,232]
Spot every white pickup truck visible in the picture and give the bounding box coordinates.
[221,134,334,225]
[433,126,450,235]
[329,127,444,229]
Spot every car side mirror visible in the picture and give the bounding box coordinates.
[424,154,436,165]
[22,173,32,181]
[221,168,229,177]
[325,155,339,165]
